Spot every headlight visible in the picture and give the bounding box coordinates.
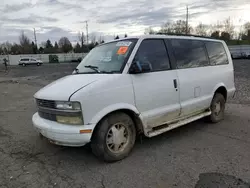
[55,101,83,125]
[56,116,83,125]
[55,101,81,110]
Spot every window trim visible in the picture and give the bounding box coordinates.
[204,41,229,66]
[129,38,173,74]
[170,38,211,69]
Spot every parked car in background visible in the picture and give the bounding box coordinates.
[231,52,248,59]
[18,58,43,66]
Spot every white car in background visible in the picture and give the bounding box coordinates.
[18,58,43,66]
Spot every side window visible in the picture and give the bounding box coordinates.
[205,42,228,65]
[133,39,171,72]
[171,39,209,69]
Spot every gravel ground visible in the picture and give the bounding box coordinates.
[0,60,250,188]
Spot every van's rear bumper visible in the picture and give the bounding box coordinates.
[32,112,94,147]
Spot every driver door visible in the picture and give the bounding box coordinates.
[129,39,180,129]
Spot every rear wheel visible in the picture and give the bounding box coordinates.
[22,63,26,67]
[208,93,226,123]
[37,63,40,66]
[91,112,136,162]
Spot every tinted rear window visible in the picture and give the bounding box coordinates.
[171,39,209,69]
[205,41,228,65]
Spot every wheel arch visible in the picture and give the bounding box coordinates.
[213,84,228,101]
[90,105,144,140]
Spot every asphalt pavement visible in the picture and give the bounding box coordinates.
[0,60,250,188]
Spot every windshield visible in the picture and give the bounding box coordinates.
[75,39,138,74]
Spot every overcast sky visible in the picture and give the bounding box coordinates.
[0,0,250,44]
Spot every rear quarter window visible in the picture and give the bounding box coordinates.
[171,39,209,69]
[205,41,228,65]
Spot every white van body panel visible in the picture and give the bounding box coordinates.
[34,74,122,101]
[177,65,234,117]
[69,74,137,125]
[130,70,180,129]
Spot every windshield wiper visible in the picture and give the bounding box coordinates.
[84,65,100,73]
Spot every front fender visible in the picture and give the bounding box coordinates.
[89,103,140,125]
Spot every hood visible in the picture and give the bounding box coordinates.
[34,74,115,101]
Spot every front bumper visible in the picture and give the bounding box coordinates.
[32,112,94,147]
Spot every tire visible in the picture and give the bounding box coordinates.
[37,63,40,66]
[22,63,26,67]
[91,112,136,162]
[208,93,226,123]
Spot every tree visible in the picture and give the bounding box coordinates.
[78,32,85,48]
[173,20,191,34]
[159,22,174,34]
[124,33,128,38]
[19,32,30,46]
[220,32,230,41]
[44,39,54,53]
[144,27,156,34]
[19,32,32,54]
[115,35,119,39]
[58,37,73,53]
[74,43,81,53]
[98,36,104,44]
[0,42,12,54]
[211,31,220,39]
[54,42,59,53]
[45,39,53,49]
[195,23,208,36]
[11,43,21,54]
[31,41,38,54]
[223,18,234,39]
[38,47,44,53]
[90,34,97,44]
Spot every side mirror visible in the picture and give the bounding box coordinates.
[129,61,151,74]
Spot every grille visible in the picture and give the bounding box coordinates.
[38,111,56,121]
[36,99,56,109]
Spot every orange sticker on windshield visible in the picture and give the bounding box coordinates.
[117,46,128,55]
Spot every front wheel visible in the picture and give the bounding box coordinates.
[208,93,226,123]
[91,112,136,162]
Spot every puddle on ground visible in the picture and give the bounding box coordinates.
[195,172,250,188]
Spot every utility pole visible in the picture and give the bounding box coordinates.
[186,5,189,34]
[33,28,37,46]
[84,21,89,45]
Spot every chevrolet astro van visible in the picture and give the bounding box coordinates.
[32,35,236,162]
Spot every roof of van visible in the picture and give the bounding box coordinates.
[100,35,225,47]
[131,35,223,42]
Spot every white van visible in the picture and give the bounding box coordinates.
[32,35,235,162]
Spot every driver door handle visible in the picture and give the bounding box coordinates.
[173,79,178,91]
